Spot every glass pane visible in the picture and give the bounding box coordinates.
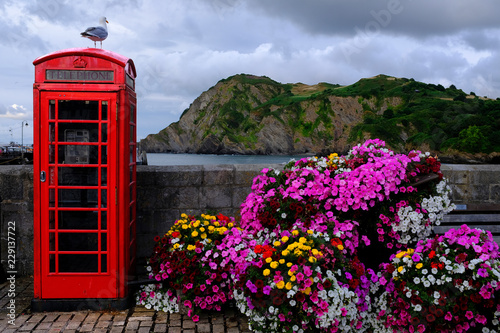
[58,188,98,208]
[101,101,108,120]
[101,123,108,143]
[58,211,99,230]
[49,232,55,251]
[101,145,108,164]
[59,124,99,143]
[59,233,98,251]
[101,211,107,230]
[101,254,107,273]
[58,167,98,186]
[49,123,56,142]
[101,189,107,208]
[49,100,56,119]
[59,254,98,273]
[49,144,55,164]
[101,167,107,186]
[49,210,55,229]
[130,125,135,142]
[49,254,55,273]
[49,188,55,207]
[58,100,99,120]
[130,146,134,163]
[130,105,135,122]
[58,145,98,164]
[101,233,107,251]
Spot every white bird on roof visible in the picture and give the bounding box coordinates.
[81,17,108,48]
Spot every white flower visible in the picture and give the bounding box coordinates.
[413,277,421,284]
[434,291,440,299]
[414,304,422,311]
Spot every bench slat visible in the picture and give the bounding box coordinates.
[442,214,500,223]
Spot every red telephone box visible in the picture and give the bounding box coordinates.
[32,48,137,310]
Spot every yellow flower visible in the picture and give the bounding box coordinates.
[288,270,294,276]
[173,243,180,249]
[187,244,196,251]
[416,263,423,269]
[270,261,279,269]
[191,231,199,237]
[182,224,188,230]
[311,249,319,256]
[263,269,270,276]
[276,281,285,289]
[265,257,273,264]
[308,256,317,263]
[181,213,188,218]
[395,251,407,259]
[228,222,234,227]
[285,282,292,290]
[193,220,201,228]
[279,259,285,264]
[299,237,307,244]
[274,241,281,247]
[292,230,299,236]
[199,227,205,232]
[201,233,207,239]
[337,245,344,251]
[208,226,215,232]
[397,266,404,273]
[281,236,289,243]
[290,275,296,282]
[307,229,314,235]
[304,287,311,295]
[282,249,290,256]
[287,262,292,267]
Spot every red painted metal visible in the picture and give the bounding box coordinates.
[33,48,137,301]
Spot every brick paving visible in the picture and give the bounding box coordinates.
[0,277,252,332]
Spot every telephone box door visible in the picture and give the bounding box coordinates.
[38,91,118,298]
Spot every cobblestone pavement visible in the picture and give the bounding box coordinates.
[0,277,252,333]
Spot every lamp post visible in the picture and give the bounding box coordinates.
[21,120,28,163]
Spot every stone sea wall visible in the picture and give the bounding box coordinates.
[0,164,499,276]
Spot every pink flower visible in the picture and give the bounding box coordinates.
[475,314,487,324]
[465,311,474,320]
[192,315,199,322]
[444,312,453,321]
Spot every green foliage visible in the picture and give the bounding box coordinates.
[152,73,500,155]
[455,125,488,153]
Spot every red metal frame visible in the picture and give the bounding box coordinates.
[33,48,136,300]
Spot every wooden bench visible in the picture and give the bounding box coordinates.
[433,204,500,246]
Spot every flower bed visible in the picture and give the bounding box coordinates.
[136,213,236,320]
[136,139,499,332]
[373,225,500,332]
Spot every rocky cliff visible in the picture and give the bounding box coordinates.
[139,74,402,155]
[138,74,500,161]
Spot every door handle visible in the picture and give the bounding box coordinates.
[40,171,46,182]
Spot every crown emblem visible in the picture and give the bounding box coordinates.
[73,57,87,68]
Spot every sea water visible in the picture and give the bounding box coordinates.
[145,153,311,166]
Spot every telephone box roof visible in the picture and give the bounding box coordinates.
[33,47,136,79]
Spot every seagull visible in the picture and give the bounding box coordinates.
[81,17,108,48]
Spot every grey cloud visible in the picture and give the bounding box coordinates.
[249,0,500,39]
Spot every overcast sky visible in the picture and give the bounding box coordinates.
[1,0,500,145]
